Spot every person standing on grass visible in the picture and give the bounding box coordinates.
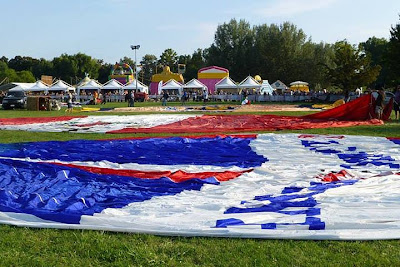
[375,88,385,120]
[394,85,400,120]
[181,91,187,105]
[162,90,169,106]
[203,88,209,104]
[130,90,135,107]
[65,91,73,113]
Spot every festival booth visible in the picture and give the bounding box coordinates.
[260,80,274,95]
[102,79,124,103]
[150,66,184,95]
[76,75,91,87]
[290,81,309,92]
[8,85,28,92]
[27,81,49,95]
[270,80,289,101]
[238,76,261,94]
[48,80,75,101]
[76,80,103,102]
[6,83,35,92]
[102,79,123,91]
[271,80,288,92]
[46,80,74,102]
[161,79,183,101]
[124,79,149,93]
[198,66,229,94]
[214,77,240,101]
[215,77,238,93]
[183,79,208,95]
[123,79,149,102]
[48,80,75,93]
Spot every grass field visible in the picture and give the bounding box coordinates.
[0,103,400,266]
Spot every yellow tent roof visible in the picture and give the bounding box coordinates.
[289,84,309,92]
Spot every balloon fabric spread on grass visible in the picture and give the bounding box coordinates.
[111,94,389,134]
[0,94,391,134]
[0,134,399,240]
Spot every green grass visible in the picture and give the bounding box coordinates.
[0,106,400,266]
[1,226,399,266]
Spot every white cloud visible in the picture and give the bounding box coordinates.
[255,0,338,17]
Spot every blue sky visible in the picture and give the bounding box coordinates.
[0,0,399,64]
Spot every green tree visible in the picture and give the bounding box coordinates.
[72,53,101,79]
[159,48,178,72]
[0,61,16,83]
[184,49,207,81]
[15,70,35,82]
[0,61,35,83]
[206,19,254,80]
[31,58,53,79]
[0,56,8,64]
[139,54,158,84]
[52,54,78,81]
[324,41,381,98]
[97,62,113,84]
[298,42,335,90]
[387,16,400,85]
[8,56,39,72]
[360,37,389,86]
[119,56,135,68]
[253,22,315,85]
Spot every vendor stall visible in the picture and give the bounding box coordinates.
[160,79,183,101]
[76,80,103,102]
[215,77,239,94]
[238,76,261,94]
[290,81,310,92]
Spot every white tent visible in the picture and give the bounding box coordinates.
[238,76,261,92]
[77,80,102,91]
[102,79,123,91]
[8,85,28,92]
[271,80,288,91]
[28,81,49,93]
[76,75,91,87]
[260,80,274,95]
[48,80,75,92]
[161,79,183,95]
[123,79,149,93]
[76,80,103,101]
[290,81,309,86]
[7,83,35,92]
[215,77,238,93]
[183,79,208,92]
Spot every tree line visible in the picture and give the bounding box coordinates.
[1,17,399,96]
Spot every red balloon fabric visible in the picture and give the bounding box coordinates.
[108,94,387,134]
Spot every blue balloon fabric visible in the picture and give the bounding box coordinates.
[0,136,266,224]
[0,136,265,168]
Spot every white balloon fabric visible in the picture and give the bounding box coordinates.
[0,133,399,240]
[0,115,198,133]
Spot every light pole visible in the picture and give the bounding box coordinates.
[130,45,140,94]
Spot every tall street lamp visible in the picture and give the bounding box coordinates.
[130,45,140,93]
